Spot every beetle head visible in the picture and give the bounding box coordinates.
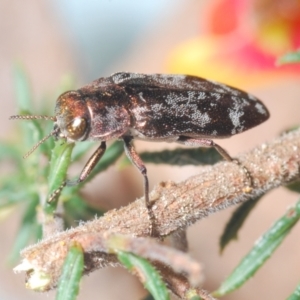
[54,91,90,142]
[9,90,90,158]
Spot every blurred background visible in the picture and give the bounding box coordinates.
[1,0,300,299]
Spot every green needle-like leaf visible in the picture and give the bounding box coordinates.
[46,141,74,213]
[9,219,41,264]
[138,147,222,166]
[214,199,300,296]
[56,244,84,300]
[12,64,54,158]
[220,196,262,252]
[143,294,155,300]
[12,65,45,154]
[9,222,35,264]
[22,118,47,157]
[287,282,300,300]
[63,194,104,227]
[13,63,32,111]
[0,188,28,210]
[0,141,22,164]
[277,50,300,65]
[118,251,169,300]
[8,196,41,263]
[285,180,300,193]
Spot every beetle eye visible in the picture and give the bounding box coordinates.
[66,117,87,140]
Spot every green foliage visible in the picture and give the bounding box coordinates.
[8,196,42,263]
[286,180,300,193]
[214,199,300,296]
[1,66,110,263]
[56,244,84,300]
[13,63,32,112]
[220,196,262,252]
[45,142,74,214]
[118,251,170,300]
[287,282,300,300]
[3,66,300,299]
[121,147,222,167]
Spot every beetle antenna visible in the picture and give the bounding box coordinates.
[9,115,56,121]
[23,128,59,159]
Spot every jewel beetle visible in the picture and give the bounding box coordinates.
[10,72,270,234]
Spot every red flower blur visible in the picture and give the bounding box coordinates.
[167,0,300,88]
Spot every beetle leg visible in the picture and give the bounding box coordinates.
[123,136,155,235]
[177,136,252,189]
[177,136,233,161]
[48,142,106,203]
[68,141,107,185]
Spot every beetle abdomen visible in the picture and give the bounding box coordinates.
[129,89,269,139]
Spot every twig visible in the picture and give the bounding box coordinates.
[14,129,300,291]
